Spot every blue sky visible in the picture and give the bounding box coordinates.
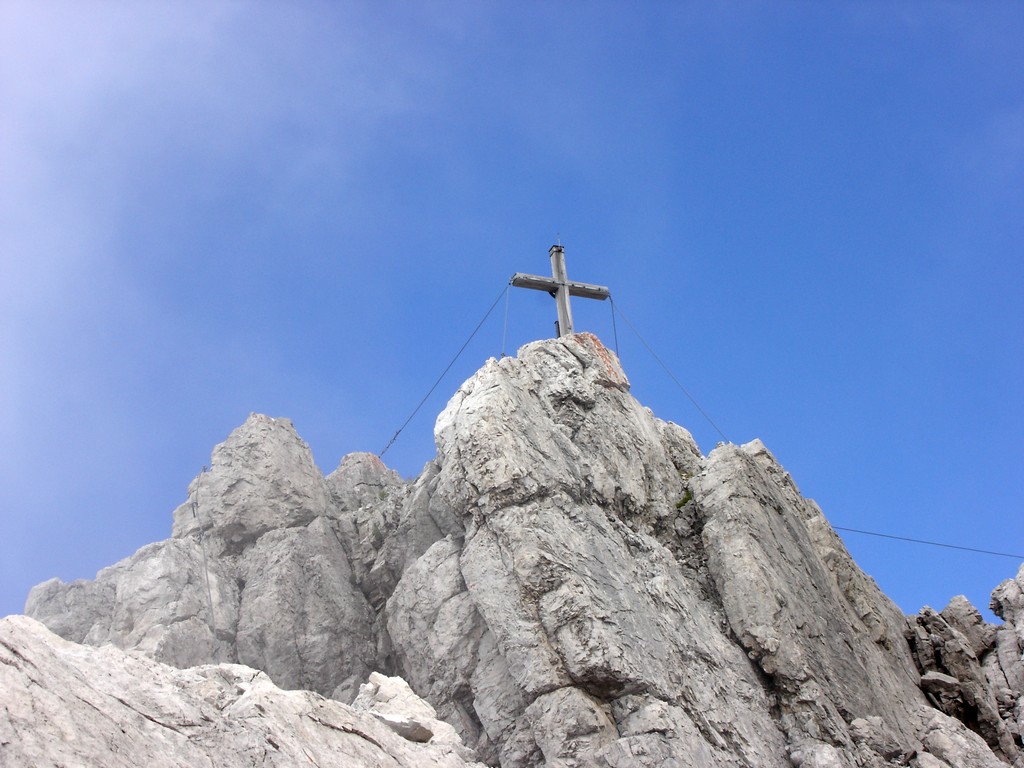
[2,2,1021,623]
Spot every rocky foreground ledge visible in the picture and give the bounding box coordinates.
[13,334,1024,767]
[0,615,484,767]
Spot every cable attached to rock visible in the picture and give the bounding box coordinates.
[192,466,217,633]
[609,298,620,357]
[501,282,512,358]
[610,297,730,444]
[833,526,1023,560]
[379,283,510,459]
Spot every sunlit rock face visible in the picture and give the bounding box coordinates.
[21,334,1023,768]
[27,413,379,702]
[0,615,486,768]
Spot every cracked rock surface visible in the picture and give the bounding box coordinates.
[0,615,485,768]
[19,334,1024,767]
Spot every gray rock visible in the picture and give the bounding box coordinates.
[848,715,906,760]
[235,515,375,700]
[991,565,1024,692]
[695,439,927,749]
[352,671,470,752]
[521,687,618,767]
[988,564,1024,755]
[919,710,1007,768]
[27,412,376,701]
[922,670,962,693]
[943,595,998,657]
[388,335,789,766]
[0,615,486,768]
[909,604,1019,760]
[992,564,1024,628]
[26,537,238,666]
[327,451,405,511]
[23,573,115,644]
[18,333,1024,768]
[172,413,330,556]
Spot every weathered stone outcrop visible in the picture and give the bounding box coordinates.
[0,615,485,768]
[26,414,382,701]
[26,537,239,666]
[171,413,331,554]
[694,440,928,754]
[905,566,1024,764]
[18,334,1024,767]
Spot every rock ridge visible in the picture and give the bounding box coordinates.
[15,333,1024,768]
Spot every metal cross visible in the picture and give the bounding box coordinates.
[511,245,610,338]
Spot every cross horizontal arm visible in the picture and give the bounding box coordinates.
[510,273,611,301]
[565,280,610,301]
[510,273,558,292]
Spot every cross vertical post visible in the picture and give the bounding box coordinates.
[549,245,574,336]
[511,245,610,339]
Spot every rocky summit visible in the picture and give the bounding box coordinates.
[7,333,1023,767]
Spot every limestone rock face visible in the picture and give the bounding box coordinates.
[234,515,374,701]
[694,441,927,750]
[0,616,485,768]
[905,565,1024,765]
[27,413,379,701]
[328,451,404,512]
[171,414,331,553]
[992,566,1024,693]
[19,334,1024,768]
[25,537,239,666]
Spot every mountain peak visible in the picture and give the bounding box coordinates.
[170,412,329,555]
[15,341,1024,767]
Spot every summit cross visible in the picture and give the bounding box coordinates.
[511,245,610,338]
